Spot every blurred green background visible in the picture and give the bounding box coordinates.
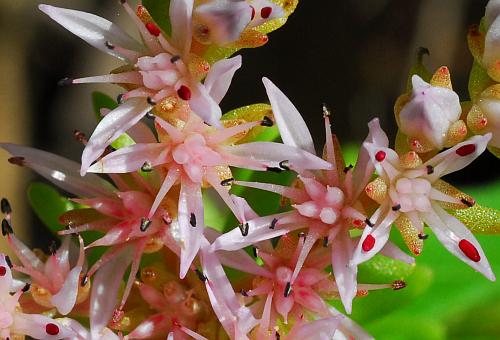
[0,0,499,339]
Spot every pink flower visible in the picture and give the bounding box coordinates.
[0,253,75,339]
[39,1,244,174]
[86,111,331,278]
[352,132,495,281]
[212,78,411,313]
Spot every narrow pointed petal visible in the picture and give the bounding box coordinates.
[423,203,495,281]
[0,143,114,197]
[148,167,180,218]
[178,180,204,279]
[127,314,169,339]
[225,142,332,171]
[127,122,157,144]
[380,241,415,264]
[425,134,492,181]
[204,55,242,104]
[81,99,151,175]
[170,0,194,55]
[189,83,223,127]
[38,4,143,62]
[351,118,389,199]
[90,246,133,338]
[352,210,399,266]
[262,77,316,154]
[87,143,168,173]
[331,229,357,314]
[287,316,342,340]
[0,254,13,293]
[12,313,75,339]
[50,265,82,315]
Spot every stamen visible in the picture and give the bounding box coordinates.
[140,218,152,232]
[239,222,249,236]
[57,77,73,86]
[22,283,31,292]
[177,85,192,101]
[49,240,57,255]
[145,22,161,37]
[117,93,125,104]
[146,110,155,119]
[5,256,12,268]
[456,144,476,156]
[270,218,278,229]
[1,198,11,214]
[279,160,290,171]
[81,274,89,287]
[195,269,207,282]
[275,331,281,340]
[375,150,386,162]
[459,239,481,262]
[260,115,274,127]
[141,161,153,172]
[261,6,273,19]
[190,213,197,227]
[45,323,60,336]
[343,164,353,173]
[362,234,375,251]
[147,97,157,106]
[2,219,13,235]
[170,55,181,63]
[392,204,401,211]
[104,41,114,49]
[284,282,292,297]
[365,218,374,227]
[220,178,234,186]
[73,130,87,144]
[162,215,172,225]
[322,102,331,117]
[240,289,249,297]
[392,280,406,290]
[252,246,258,258]
[461,198,475,207]
[8,156,25,166]
[298,231,305,238]
[353,219,364,227]
[266,166,284,173]
[426,165,434,174]
[323,236,329,247]
[418,233,429,240]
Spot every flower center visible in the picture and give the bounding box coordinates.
[395,177,432,212]
[172,133,223,183]
[295,186,345,225]
[137,53,184,91]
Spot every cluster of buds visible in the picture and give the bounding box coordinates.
[0,0,499,339]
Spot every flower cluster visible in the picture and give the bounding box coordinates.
[0,0,499,339]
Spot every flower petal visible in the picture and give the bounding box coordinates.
[204,55,242,104]
[262,77,316,154]
[50,265,82,315]
[189,83,223,127]
[127,122,158,143]
[331,229,357,314]
[38,4,143,62]
[90,245,133,338]
[0,253,13,293]
[81,99,152,175]
[225,142,332,171]
[170,0,194,55]
[351,118,389,199]
[0,143,114,198]
[422,203,495,281]
[12,313,75,339]
[287,316,342,340]
[87,143,168,173]
[379,240,415,264]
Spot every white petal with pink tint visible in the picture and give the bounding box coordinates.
[188,83,223,127]
[287,316,342,340]
[38,4,143,62]
[0,143,114,198]
[87,143,168,173]
[50,265,82,315]
[205,55,242,103]
[170,0,194,55]
[81,98,152,175]
[262,77,316,154]
[331,229,357,314]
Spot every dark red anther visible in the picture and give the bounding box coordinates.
[375,150,386,162]
[177,85,192,100]
[0,266,6,276]
[250,6,256,20]
[261,6,273,18]
[145,22,161,37]
[459,239,481,262]
[45,323,60,335]
[456,144,476,156]
[353,219,363,227]
[362,234,375,252]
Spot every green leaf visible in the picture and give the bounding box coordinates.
[143,0,172,36]
[27,182,75,233]
[91,91,135,149]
